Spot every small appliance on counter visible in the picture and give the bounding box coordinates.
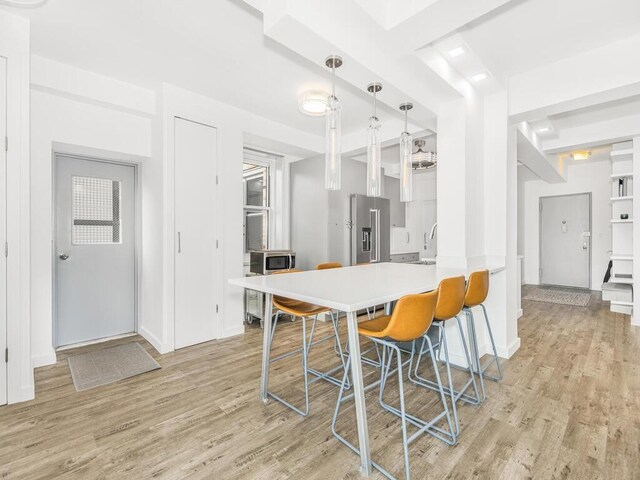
[250,249,296,275]
[246,250,297,327]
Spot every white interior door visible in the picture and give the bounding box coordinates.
[174,118,218,349]
[0,57,8,405]
[55,156,136,347]
[540,193,591,288]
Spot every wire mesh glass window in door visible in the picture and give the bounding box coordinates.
[72,176,122,244]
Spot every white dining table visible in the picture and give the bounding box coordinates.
[229,262,504,476]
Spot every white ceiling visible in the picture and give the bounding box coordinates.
[549,95,640,131]
[2,0,411,136]
[431,0,640,82]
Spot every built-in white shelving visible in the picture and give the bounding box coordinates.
[610,149,634,157]
[609,141,635,316]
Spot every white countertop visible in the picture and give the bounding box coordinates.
[229,262,505,313]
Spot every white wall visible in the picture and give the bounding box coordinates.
[30,56,156,367]
[522,158,612,290]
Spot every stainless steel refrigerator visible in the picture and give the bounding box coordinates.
[350,194,391,265]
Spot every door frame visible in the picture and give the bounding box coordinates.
[52,150,141,348]
[538,191,592,289]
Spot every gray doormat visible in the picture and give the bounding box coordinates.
[523,288,591,306]
[68,342,160,391]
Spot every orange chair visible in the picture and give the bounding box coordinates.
[463,270,502,401]
[409,276,480,436]
[316,262,342,270]
[268,269,348,416]
[332,290,456,479]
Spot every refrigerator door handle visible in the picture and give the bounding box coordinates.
[370,209,380,262]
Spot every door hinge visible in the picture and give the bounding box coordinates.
[4,136,7,152]
[216,240,219,248]
[4,242,7,258]
[539,267,543,278]
[216,304,219,313]
[4,348,7,363]
[539,203,542,212]
[216,175,219,185]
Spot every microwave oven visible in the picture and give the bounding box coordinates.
[249,250,296,275]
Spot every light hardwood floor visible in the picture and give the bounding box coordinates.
[1,289,639,479]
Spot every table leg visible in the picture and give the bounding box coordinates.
[260,293,273,403]
[346,311,372,476]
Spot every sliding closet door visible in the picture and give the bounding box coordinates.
[174,118,218,349]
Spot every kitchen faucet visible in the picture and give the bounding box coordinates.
[429,222,438,240]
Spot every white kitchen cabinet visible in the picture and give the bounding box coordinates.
[174,117,219,349]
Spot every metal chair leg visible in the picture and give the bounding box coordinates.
[267,315,310,416]
[480,304,503,382]
[465,308,486,401]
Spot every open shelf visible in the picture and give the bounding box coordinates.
[611,195,633,202]
[611,172,634,179]
[611,254,633,261]
[611,219,633,223]
[611,149,634,158]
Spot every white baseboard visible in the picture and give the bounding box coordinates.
[32,350,57,368]
[9,384,35,404]
[138,326,172,354]
[221,325,245,339]
[447,342,490,368]
[496,337,521,359]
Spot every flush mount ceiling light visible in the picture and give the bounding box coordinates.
[366,82,383,197]
[471,72,488,82]
[412,140,437,171]
[399,102,413,203]
[324,55,343,190]
[571,151,591,161]
[298,91,328,116]
[449,47,465,58]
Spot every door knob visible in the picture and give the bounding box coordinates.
[582,243,587,250]
[59,253,69,260]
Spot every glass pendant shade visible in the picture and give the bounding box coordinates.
[366,115,382,197]
[325,95,341,190]
[399,131,413,202]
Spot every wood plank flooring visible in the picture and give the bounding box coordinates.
[1,288,639,479]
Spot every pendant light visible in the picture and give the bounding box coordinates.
[325,55,343,190]
[399,103,413,202]
[366,82,382,197]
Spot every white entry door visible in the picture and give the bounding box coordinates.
[174,118,218,349]
[540,193,591,288]
[0,57,8,405]
[55,155,136,347]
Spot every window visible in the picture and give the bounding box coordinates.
[72,176,121,244]
[243,156,270,253]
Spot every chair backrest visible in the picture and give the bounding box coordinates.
[377,290,439,342]
[317,262,342,270]
[271,269,303,305]
[434,276,466,321]
[464,270,489,307]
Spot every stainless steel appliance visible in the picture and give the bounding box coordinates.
[350,194,391,265]
[249,250,296,275]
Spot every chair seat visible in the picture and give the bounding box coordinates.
[358,315,392,337]
[273,298,330,317]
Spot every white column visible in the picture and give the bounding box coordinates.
[633,137,640,326]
